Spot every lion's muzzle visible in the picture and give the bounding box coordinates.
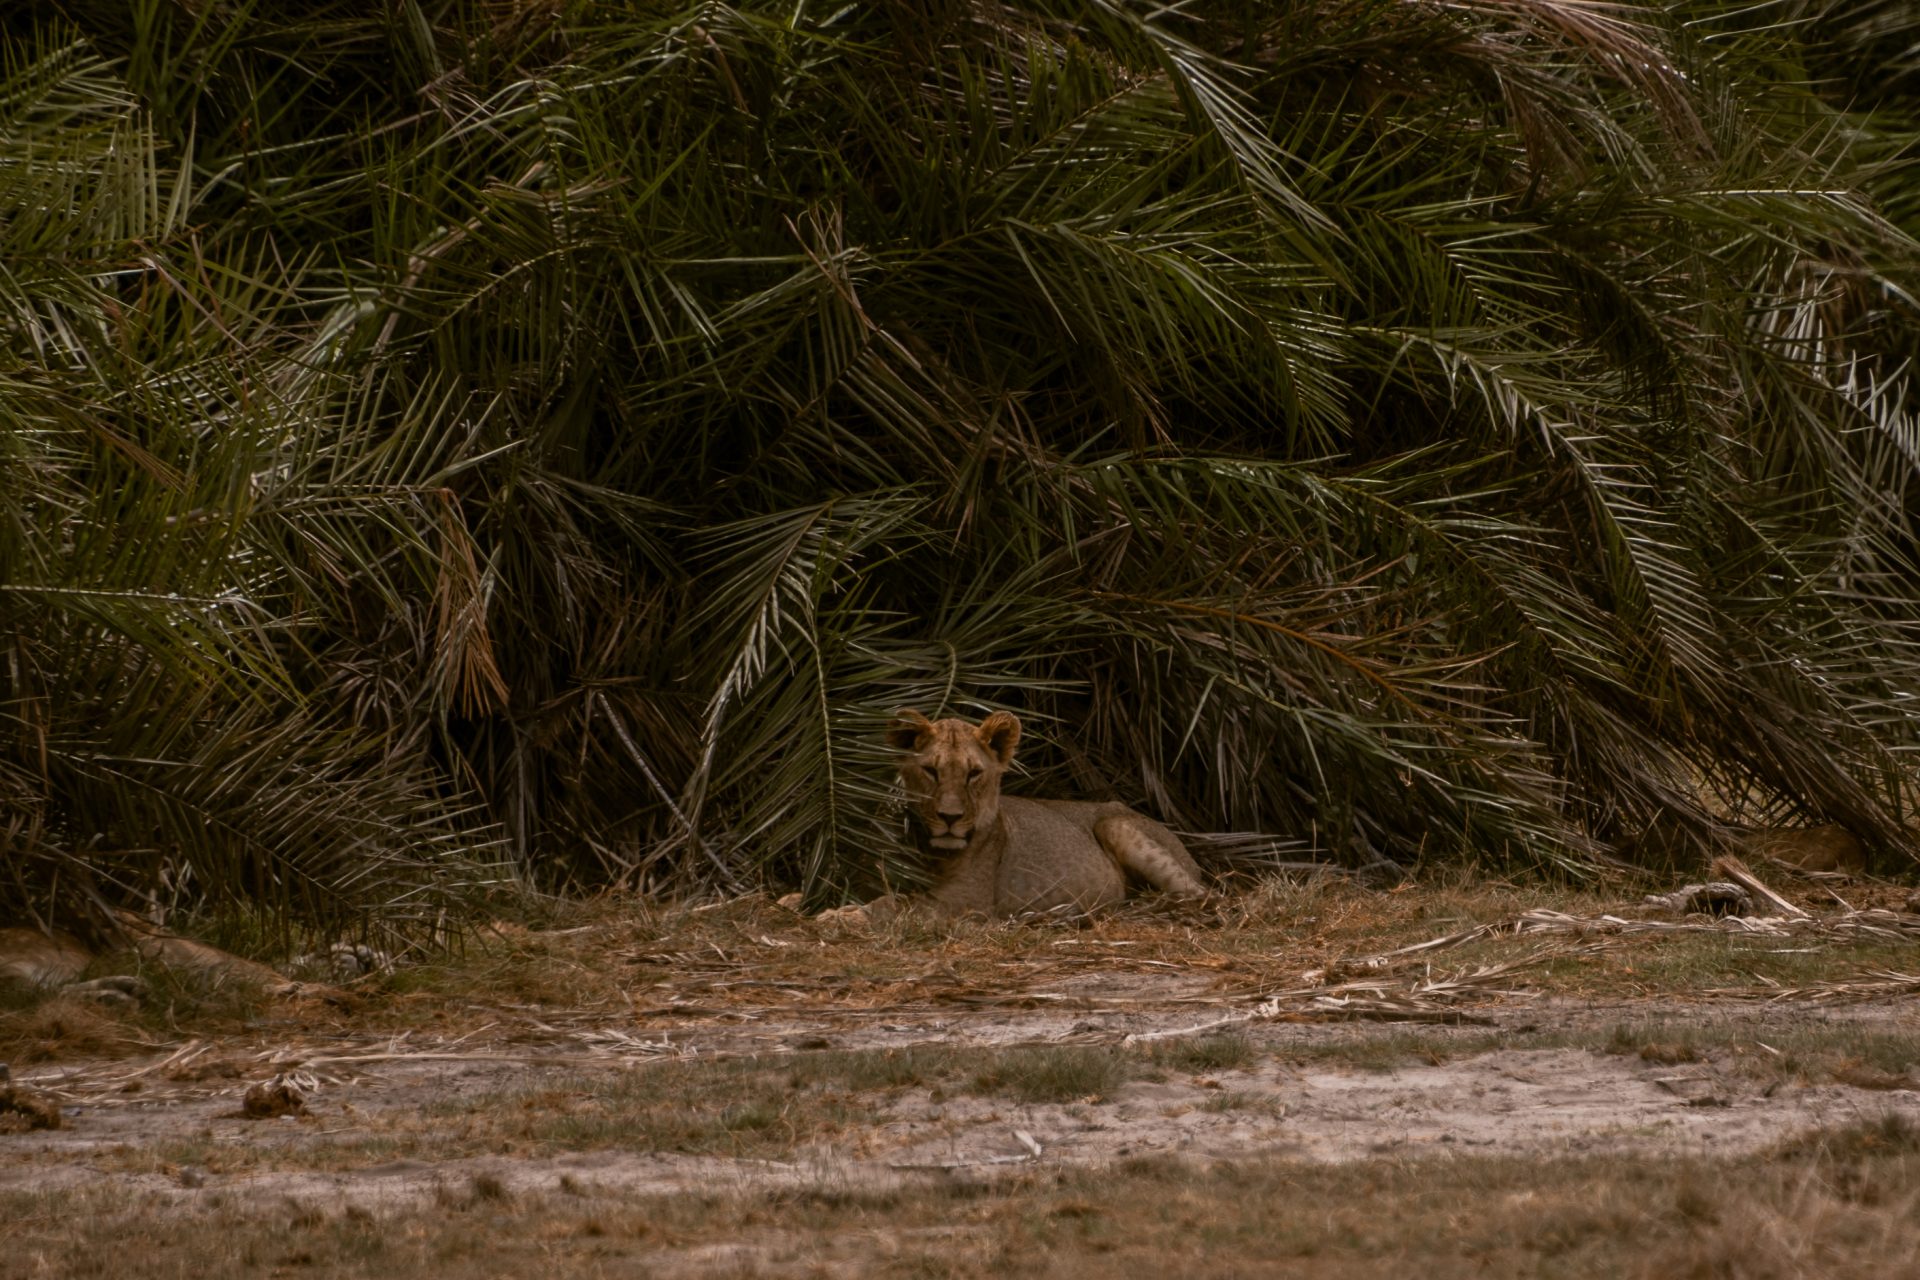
[925,799,973,849]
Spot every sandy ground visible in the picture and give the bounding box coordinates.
[7,972,1918,1213]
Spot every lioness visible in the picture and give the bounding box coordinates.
[1729,825,1865,875]
[854,708,1206,920]
[0,913,351,1005]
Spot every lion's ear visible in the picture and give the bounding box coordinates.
[886,709,936,752]
[976,711,1021,765]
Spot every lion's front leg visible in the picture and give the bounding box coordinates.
[1091,813,1207,898]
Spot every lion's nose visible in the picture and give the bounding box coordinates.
[937,806,965,825]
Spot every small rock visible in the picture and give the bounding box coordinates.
[176,1165,208,1188]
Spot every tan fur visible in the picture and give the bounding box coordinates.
[861,708,1207,920]
[107,911,293,991]
[1730,825,1865,875]
[0,916,295,1000]
[0,928,91,989]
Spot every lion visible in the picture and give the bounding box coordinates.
[0,927,92,990]
[1729,825,1865,875]
[834,709,1207,921]
[0,913,312,1006]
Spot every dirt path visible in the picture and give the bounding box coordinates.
[8,978,1918,1212]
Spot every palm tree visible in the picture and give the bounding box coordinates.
[4,0,1918,931]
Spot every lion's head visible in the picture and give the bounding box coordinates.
[885,709,1022,851]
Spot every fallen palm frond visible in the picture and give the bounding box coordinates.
[1709,856,1809,920]
[1354,907,1920,966]
[1124,946,1592,1042]
[567,1029,694,1059]
[1710,970,1920,1004]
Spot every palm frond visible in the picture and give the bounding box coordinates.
[8,0,1920,934]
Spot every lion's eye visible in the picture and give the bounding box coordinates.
[967,766,982,780]
[922,765,939,781]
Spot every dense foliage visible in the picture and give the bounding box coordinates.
[5,0,1920,930]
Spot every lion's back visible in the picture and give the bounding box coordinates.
[995,797,1128,914]
[1732,825,1864,874]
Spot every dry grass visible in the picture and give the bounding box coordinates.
[361,873,1920,1018]
[6,870,1914,1071]
[6,1118,1919,1279]
[0,956,302,1066]
[0,996,152,1065]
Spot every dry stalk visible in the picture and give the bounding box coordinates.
[1709,855,1809,919]
[1357,908,1920,962]
[1712,969,1920,1004]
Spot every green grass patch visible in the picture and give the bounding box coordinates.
[1151,1033,1256,1073]
[966,1046,1131,1104]
[1600,1016,1920,1086]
